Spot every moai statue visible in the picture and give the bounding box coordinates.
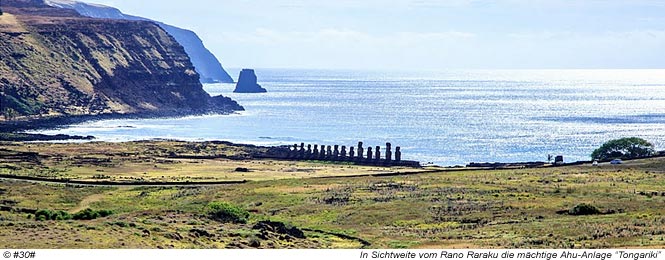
[357,142,364,159]
[340,146,347,158]
[349,146,355,159]
[291,144,298,158]
[306,144,312,159]
[313,145,319,157]
[326,145,333,159]
[375,146,381,161]
[319,144,326,159]
[333,145,340,159]
[299,143,305,158]
[385,142,392,162]
[367,146,373,160]
[395,146,402,161]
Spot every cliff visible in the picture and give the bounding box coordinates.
[0,0,242,122]
[234,69,267,93]
[44,0,234,84]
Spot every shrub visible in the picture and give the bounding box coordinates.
[568,203,601,216]
[54,211,72,220]
[34,210,49,221]
[206,202,250,224]
[35,209,71,221]
[591,137,655,161]
[111,221,128,228]
[34,208,112,221]
[73,208,99,220]
[72,208,113,220]
[97,209,114,218]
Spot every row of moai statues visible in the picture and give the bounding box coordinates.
[287,141,401,162]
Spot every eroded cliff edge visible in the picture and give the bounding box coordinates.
[0,0,242,124]
[45,0,234,83]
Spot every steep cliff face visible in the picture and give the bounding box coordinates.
[0,0,242,121]
[45,0,234,83]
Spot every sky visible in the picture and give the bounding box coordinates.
[81,0,665,70]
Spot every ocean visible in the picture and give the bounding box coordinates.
[34,69,665,166]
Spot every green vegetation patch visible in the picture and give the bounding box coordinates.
[72,208,114,220]
[1,93,43,118]
[205,202,250,224]
[592,137,655,160]
[35,208,113,221]
[35,209,72,221]
[568,203,601,216]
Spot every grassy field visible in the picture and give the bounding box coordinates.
[1,141,665,248]
[0,141,425,183]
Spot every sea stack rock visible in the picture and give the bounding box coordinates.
[234,69,267,93]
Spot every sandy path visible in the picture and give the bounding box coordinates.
[70,193,107,213]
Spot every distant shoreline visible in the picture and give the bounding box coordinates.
[1,110,237,131]
[0,111,237,141]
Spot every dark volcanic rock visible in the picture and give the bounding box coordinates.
[45,0,234,83]
[234,69,267,93]
[189,228,213,238]
[252,220,305,239]
[0,132,94,141]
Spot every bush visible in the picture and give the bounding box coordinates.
[73,208,99,220]
[72,208,113,220]
[568,203,601,216]
[35,209,71,221]
[591,137,655,161]
[34,210,49,221]
[34,208,112,221]
[206,202,250,224]
[97,209,114,217]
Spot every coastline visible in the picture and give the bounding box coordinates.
[0,110,242,141]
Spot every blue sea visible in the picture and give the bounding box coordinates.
[34,69,665,166]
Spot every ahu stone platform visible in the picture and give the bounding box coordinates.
[261,141,421,167]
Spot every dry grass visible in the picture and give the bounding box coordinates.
[0,141,425,182]
[1,141,665,248]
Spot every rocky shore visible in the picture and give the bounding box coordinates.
[0,132,93,141]
[0,110,241,141]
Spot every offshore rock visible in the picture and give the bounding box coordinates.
[234,69,267,93]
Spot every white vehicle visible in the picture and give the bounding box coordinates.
[610,159,623,165]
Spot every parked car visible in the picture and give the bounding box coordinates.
[610,159,623,165]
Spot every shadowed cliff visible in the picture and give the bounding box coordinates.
[45,0,234,84]
[0,0,242,123]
